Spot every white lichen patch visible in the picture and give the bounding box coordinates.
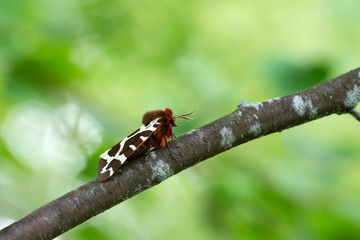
[220,126,235,149]
[292,95,306,116]
[344,85,360,108]
[237,100,263,111]
[150,151,157,159]
[197,130,205,141]
[249,123,261,136]
[151,159,172,182]
[305,97,318,119]
[309,107,318,119]
[186,129,196,135]
[292,95,320,118]
[186,129,205,142]
[266,97,280,104]
[237,100,249,108]
[292,95,318,118]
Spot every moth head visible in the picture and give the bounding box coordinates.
[163,108,173,120]
[162,108,175,127]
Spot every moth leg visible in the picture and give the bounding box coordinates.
[145,148,151,161]
[170,129,179,148]
[171,138,179,148]
[165,137,178,161]
[144,140,152,161]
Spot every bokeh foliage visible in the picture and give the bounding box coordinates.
[1,0,360,239]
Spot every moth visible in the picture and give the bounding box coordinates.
[97,108,193,181]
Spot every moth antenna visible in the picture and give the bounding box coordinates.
[174,111,195,120]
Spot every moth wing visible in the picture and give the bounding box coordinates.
[97,118,161,181]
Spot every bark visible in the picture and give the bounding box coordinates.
[1,67,360,240]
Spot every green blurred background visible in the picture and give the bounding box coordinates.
[1,0,360,239]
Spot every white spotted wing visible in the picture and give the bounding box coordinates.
[97,118,161,181]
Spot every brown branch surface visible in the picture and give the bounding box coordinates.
[1,67,360,240]
[350,109,360,122]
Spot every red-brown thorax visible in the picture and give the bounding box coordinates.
[142,108,193,147]
[163,108,176,138]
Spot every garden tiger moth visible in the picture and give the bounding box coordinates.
[97,108,193,181]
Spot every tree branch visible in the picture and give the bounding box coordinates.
[350,109,360,122]
[1,67,360,240]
